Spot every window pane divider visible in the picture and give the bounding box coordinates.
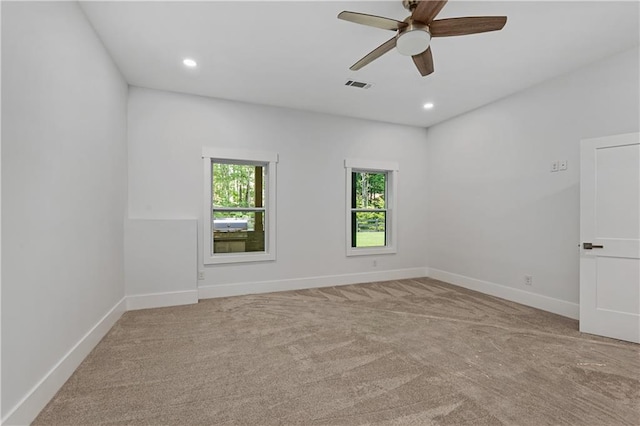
[350,208,387,213]
[213,207,266,212]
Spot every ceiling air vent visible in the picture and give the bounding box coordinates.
[345,80,373,89]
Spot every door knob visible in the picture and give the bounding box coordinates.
[583,242,604,249]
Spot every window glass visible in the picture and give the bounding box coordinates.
[352,171,386,209]
[351,171,387,248]
[352,211,386,247]
[212,162,265,254]
[212,163,265,208]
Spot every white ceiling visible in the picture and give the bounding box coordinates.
[79,1,639,128]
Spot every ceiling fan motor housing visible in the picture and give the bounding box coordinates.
[396,23,431,56]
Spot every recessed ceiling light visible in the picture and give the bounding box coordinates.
[423,102,434,109]
[183,58,197,68]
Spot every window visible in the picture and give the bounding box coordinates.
[203,148,278,264]
[345,159,398,256]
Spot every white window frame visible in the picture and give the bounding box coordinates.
[203,147,278,264]
[345,159,398,257]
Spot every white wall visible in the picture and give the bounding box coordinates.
[1,2,128,422]
[127,87,429,294]
[425,47,640,316]
[125,219,198,309]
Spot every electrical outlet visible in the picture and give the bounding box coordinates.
[550,161,559,172]
[524,275,533,286]
[372,259,378,267]
[198,271,205,280]
[559,160,568,171]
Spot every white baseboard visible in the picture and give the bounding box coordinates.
[199,267,429,299]
[428,268,579,319]
[2,298,127,426]
[126,290,198,311]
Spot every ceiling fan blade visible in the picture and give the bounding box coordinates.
[430,16,507,37]
[338,11,407,31]
[350,37,397,71]
[412,46,434,76]
[412,0,448,24]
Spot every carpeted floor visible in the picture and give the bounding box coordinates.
[34,278,639,425]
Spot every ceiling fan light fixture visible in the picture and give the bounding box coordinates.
[396,27,431,56]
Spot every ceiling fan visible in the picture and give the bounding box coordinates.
[338,0,507,76]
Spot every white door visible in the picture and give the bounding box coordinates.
[580,132,640,343]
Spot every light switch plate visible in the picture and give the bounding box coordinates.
[559,160,567,171]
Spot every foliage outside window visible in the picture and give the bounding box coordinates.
[351,171,387,248]
[203,148,278,264]
[345,159,398,256]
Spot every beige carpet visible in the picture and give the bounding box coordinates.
[34,278,639,425]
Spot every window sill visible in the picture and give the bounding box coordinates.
[204,252,275,265]
[346,247,397,257]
